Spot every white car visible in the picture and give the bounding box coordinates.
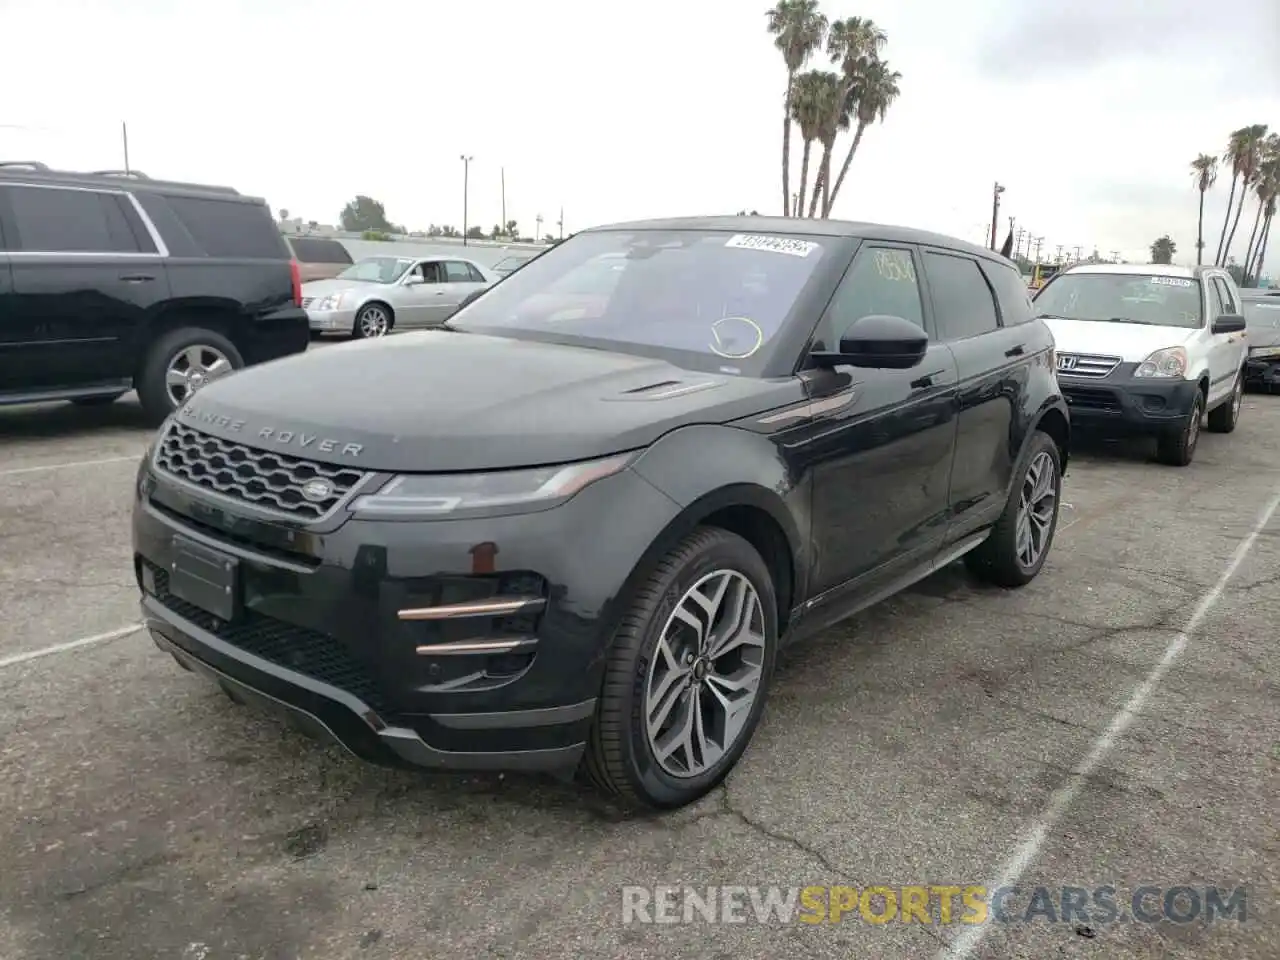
[1033,263,1248,466]
[302,255,494,339]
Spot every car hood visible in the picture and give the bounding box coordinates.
[1042,317,1199,363]
[300,278,375,298]
[173,331,793,473]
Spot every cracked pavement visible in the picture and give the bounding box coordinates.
[0,390,1277,959]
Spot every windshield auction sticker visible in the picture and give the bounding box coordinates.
[725,234,818,257]
[1150,277,1193,286]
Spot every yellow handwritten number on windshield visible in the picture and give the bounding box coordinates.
[709,317,765,359]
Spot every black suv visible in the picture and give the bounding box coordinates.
[132,217,1070,809]
[0,162,309,424]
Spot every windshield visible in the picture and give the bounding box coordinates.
[448,229,831,374]
[1034,273,1203,328]
[336,257,415,283]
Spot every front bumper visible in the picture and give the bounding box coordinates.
[132,457,682,772]
[1058,362,1200,433]
[306,307,357,335]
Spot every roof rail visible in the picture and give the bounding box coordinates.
[90,169,151,179]
[0,161,51,170]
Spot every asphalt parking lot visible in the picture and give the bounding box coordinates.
[1,384,1277,960]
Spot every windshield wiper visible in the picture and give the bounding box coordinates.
[1034,313,1071,321]
[1106,317,1158,325]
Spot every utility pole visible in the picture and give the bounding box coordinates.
[1015,226,1026,258]
[1054,243,1064,263]
[1072,245,1083,263]
[535,213,543,241]
[122,121,130,174]
[989,182,1006,250]
[1032,237,1044,263]
[1110,249,1121,263]
[460,155,473,246]
[500,167,506,235]
[557,207,564,240]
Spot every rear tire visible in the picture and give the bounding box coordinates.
[1206,371,1243,433]
[965,430,1062,588]
[1155,390,1204,466]
[136,326,244,426]
[583,527,778,810]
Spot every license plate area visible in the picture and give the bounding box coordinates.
[169,536,240,622]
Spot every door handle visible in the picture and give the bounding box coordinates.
[911,369,946,390]
[1005,343,1025,358]
[119,274,155,283]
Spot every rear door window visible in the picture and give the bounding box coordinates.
[164,196,288,259]
[5,185,151,254]
[445,260,483,283]
[981,260,1034,325]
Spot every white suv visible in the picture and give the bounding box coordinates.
[1032,263,1248,466]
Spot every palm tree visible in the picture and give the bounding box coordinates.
[824,56,901,217]
[807,76,851,217]
[1215,127,1252,264]
[1189,154,1218,266]
[789,70,835,220]
[1220,124,1269,265]
[814,16,887,218]
[1150,235,1177,265]
[1246,141,1279,284]
[1242,134,1279,282]
[766,1,828,217]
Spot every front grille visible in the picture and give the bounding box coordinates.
[143,560,391,713]
[1056,353,1121,378]
[155,422,368,521]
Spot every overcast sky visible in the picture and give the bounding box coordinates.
[4,0,1278,272]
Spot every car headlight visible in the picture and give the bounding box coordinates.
[350,453,634,519]
[314,291,346,311]
[1134,346,1188,378]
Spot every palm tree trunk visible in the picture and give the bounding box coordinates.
[1253,213,1272,281]
[1223,184,1250,265]
[1196,189,1206,265]
[781,76,795,216]
[825,121,869,216]
[1242,199,1265,282]
[796,140,812,223]
[808,143,831,218]
[1216,174,1239,265]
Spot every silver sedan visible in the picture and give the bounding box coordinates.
[302,255,494,338]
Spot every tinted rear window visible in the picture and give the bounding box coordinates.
[289,237,353,264]
[164,196,288,259]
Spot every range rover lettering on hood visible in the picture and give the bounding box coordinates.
[180,404,365,457]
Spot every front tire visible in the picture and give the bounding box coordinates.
[583,527,778,810]
[136,327,244,425]
[352,303,393,339]
[965,430,1062,588]
[1155,390,1204,466]
[1206,371,1243,433]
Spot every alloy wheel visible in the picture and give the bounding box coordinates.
[165,345,233,406]
[643,569,766,778]
[359,306,390,337]
[1014,450,1057,569]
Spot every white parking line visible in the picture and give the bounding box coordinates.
[0,455,140,478]
[0,623,142,670]
[941,485,1280,959]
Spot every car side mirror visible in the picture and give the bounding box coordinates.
[809,314,929,370]
[404,275,425,286]
[1212,313,1246,334]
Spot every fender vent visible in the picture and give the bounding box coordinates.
[609,379,721,401]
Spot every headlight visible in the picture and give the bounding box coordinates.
[350,453,634,519]
[314,291,346,311]
[1134,346,1188,379]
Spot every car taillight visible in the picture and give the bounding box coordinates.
[290,260,302,306]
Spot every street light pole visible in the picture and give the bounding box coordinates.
[460,154,473,246]
[501,166,506,236]
[989,182,1006,250]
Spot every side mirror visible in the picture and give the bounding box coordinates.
[809,314,928,370]
[403,275,425,286]
[458,288,487,310]
[1212,314,1246,334]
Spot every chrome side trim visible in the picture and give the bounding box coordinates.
[414,638,537,656]
[757,389,857,425]
[398,596,546,622]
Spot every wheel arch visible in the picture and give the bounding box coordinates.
[357,299,396,330]
[1033,403,1070,474]
[131,300,246,382]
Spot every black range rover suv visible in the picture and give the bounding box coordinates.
[132,217,1070,809]
[0,161,309,424]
